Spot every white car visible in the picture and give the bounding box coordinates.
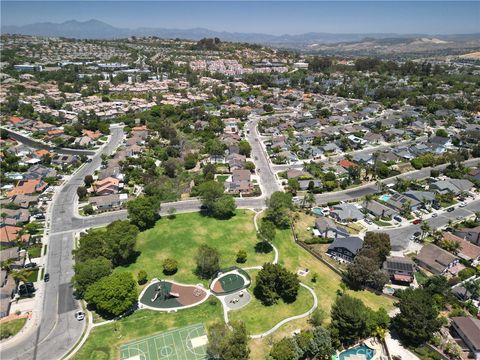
[364,219,373,225]
[431,213,438,218]
[75,311,85,321]
[459,202,467,207]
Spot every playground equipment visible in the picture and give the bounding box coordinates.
[151,283,180,302]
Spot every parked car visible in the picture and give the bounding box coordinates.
[44,273,50,282]
[447,207,455,212]
[393,215,403,222]
[459,202,467,208]
[75,311,85,321]
[24,262,37,269]
[431,213,438,218]
[412,219,422,225]
[364,218,373,225]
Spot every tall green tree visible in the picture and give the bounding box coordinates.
[127,196,160,230]
[73,256,112,297]
[195,245,220,279]
[392,288,442,346]
[330,294,369,346]
[84,272,138,318]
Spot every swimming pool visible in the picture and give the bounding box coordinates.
[312,208,324,216]
[379,194,391,202]
[339,345,375,360]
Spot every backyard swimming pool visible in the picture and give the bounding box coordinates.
[312,208,324,216]
[339,345,375,360]
[379,194,391,202]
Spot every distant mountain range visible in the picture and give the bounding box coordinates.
[3,19,479,46]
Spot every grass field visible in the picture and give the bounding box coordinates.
[119,323,208,360]
[73,299,223,360]
[116,210,273,285]
[228,271,313,334]
[0,317,27,340]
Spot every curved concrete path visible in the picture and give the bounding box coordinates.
[249,283,318,339]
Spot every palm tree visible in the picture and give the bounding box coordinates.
[420,221,431,239]
[475,211,480,223]
[11,269,32,284]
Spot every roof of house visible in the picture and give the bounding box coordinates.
[328,236,363,255]
[232,169,251,182]
[404,191,436,203]
[363,200,396,217]
[315,217,337,232]
[0,247,19,262]
[451,317,480,351]
[383,256,415,273]
[415,243,459,274]
[338,159,356,169]
[443,232,480,260]
[90,194,126,207]
[7,179,46,197]
[331,203,364,221]
[0,225,29,244]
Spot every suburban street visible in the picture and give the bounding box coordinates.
[0,125,125,360]
[314,157,480,204]
[381,199,480,250]
[3,117,479,359]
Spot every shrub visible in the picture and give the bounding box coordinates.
[162,258,178,275]
[236,250,247,264]
[137,270,148,285]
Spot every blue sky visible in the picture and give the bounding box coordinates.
[2,1,479,35]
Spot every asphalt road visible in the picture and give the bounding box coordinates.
[315,158,480,205]
[3,128,96,156]
[381,199,480,250]
[272,137,427,172]
[0,126,125,360]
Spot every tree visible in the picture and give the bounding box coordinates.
[346,255,388,291]
[162,258,178,275]
[104,220,139,266]
[84,175,94,187]
[84,272,138,318]
[435,128,448,138]
[198,181,224,212]
[236,250,247,263]
[257,219,276,242]
[330,294,369,346]
[420,221,431,239]
[127,196,160,230]
[265,192,293,228]
[238,140,252,157]
[270,337,302,360]
[309,308,326,327]
[163,158,179,178]
[207,321,250,360]
[195,245,220,279]
[288,178,300,194]
[308,326,334,359]
[137,270,148,285]
[202,163,216,181]
[184,153,197,170]
[77,186,87,200]
[83,203,94,215]
[254,263,300,305]
[212,195,236,219]
[73,256,112,297]
[392,288,442,346]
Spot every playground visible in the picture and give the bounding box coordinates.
[210,268,251,295]
[139,281,208,310]
[119,323,208,360]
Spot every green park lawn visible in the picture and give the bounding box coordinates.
[274,227,395,315]
[0,317,27,340]
[116,210,274,285]
[228,271,314,334]
[73,298,223,360]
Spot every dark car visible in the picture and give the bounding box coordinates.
[44,273,50,282]
[24,262,37,269]
[447,207,455,212]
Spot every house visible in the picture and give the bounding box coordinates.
[0,225,30,246]
[383,256,416,284]
[326,236,363,262]
[0,273,15,318]
[352,153,373,165]
[330,204,364,223]
[225,170,253,194]
[430,178,474,196]
[415,244,464,276]
[24,164,57,180]
[0,208,30,224]
[7,179,47,197]
[320,143,341,154]
[443,232,480,263]
[91,177,120,196]
[299,179,322,191]
[450,317,480,360]
[226,153,246,171]
[363,200,397,219]
[286,169,310,179]
[315,217,348,238]
[338,159,356,170]
[454,226,480,246]
[404,191,437,206]
[384,192,421,212]
[90,193,128,211]
[12,194,38,209]
[0,247,26,269]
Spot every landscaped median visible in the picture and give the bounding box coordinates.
[0,317,28,340]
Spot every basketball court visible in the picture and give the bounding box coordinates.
[119,323,208,360]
